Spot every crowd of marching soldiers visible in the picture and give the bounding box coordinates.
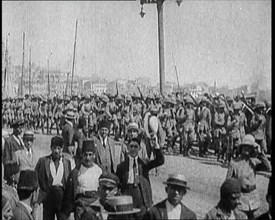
[2,91,272,163]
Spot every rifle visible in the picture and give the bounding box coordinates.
[137,85,144,101]
[188,93,199,107]
[219,94,232,117]
[115,81,119,98]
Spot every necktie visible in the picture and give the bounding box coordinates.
[133,159,139,187]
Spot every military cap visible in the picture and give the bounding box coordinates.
[184,97,194,105]
[125,95,132,102]
[101,95,109,103]
[115,94,123,101]
[99,172,120,188]
[146,94,154,100]
[127,122,140,133]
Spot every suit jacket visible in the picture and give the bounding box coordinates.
[143,199,197,220]
[12,202,34,220]
[92,135,126,173]
[35,154,71,203]
[15,148,38,171]
[256,212,271,220]
[62,121,75,153]
[116,148,164,209]
[3,134,25,165]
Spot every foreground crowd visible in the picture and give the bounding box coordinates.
[2,91,272,220]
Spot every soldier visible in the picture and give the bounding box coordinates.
[197,97,212,157]
[46,98,54,135]
[213,103,227,162]
[181,97,196,157]
[226,102,242,163]
[107,95,120,140]
[39,99,47,134]
[226,134,271,220]
[23,94,32,129]
[250,102,267,154]
[52,96,64,135]
[32,96,40,132]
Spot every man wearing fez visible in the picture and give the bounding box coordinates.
[35,136,71,220]
[143,174,196,220]
[92,119,126,174]
[11,170,40,220]
[204,178,247,219]
[14,131,38,172]
[80,172,121,220]
[62,139,102,220]
[116,135,164,219]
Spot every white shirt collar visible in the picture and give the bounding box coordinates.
[66,119,73,127]
[99,135,107,146]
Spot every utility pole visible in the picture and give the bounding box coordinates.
[29,46,31,95]
[71,19,78,96]
[47,59,50,98]
[3,33,10,97]
[157,0,165,96]
[20,32,25,97]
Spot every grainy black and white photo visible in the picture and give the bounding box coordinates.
[2,1,271,220]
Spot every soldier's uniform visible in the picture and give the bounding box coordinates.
[226,102,242,163]
[181,97,196,156]
[39,99,48,134]
[197,97,212,157]
[52,98,64,135]
[31,97,40,131]
[213,103,227,161]
[23,95,32,129]
[250,102,267,153]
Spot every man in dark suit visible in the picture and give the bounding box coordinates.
[11,170,40,220]
[35,136,71,220]
[92,119,126,174]
[3,119,25,185]
[143,174,197,220]
[116,135,164,219]
[62,111,76,153]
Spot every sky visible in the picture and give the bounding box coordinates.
[2,0,271,89]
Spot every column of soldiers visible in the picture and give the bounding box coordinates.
[2,91,272,160]
[2,90,272,220]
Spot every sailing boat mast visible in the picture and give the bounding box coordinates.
[19,32,25,96]
[71,19,78,96]
[29,46,31,95]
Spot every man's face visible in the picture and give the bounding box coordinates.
[166,185,186,206]
[98,184,118,204]
[224,192,241,210]
[128,129,138,139]
[51,145,63,160]
[127,141,140,158]
[82,151,95,167]
[14,125,23,135]
[23,138,34,150]
[241,145,253,157]
[99,127,109,139]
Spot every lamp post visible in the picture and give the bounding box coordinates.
[140,0,182,95]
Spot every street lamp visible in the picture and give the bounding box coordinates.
[139,0,182,95]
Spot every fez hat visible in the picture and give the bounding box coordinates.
[99,172,120,188]
[50,136,63,148]
[220,178,241,196]
[23,130,35,140]
[163,174,190,189]
[104,196,140,215]
[17,170,39,191]
[127,122,140,133]
[98,119,111,130]
[11,119,25,128]
[82,139,96,153]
